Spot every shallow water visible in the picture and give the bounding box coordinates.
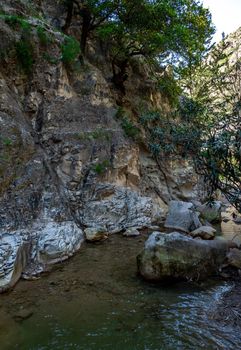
[0,233,241,350]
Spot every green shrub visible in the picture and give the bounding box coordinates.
[61,36,80,65]
[1,14,34,73]
[3,14,31,31]
[158,75,181,107]
[42,52,59,64]
[115,108,140,141]
[121,117,140,140]
[92,160,110,175]
[15,38,34,74]
[37,26,50,45]
[2,138,13,147]
[115,107,125,119]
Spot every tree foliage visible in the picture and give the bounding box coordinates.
[189,39,241,211]
[62,0,214,88]
[142,38,241,211]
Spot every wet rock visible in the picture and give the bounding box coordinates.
[226,248,241,269]
[123,227,140,237]
[164,201,201,233]
[137,231,230,282]
[37,221,84,265]
[13,308,33,322]
[84,227,108,242]
[191,226,216,240]
[0,233,30,293]
[197,201,222,224]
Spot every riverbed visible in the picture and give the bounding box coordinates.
[1,230,241,350]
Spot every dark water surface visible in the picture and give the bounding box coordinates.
[0,233,240,350]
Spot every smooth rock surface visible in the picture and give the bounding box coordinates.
[137,231,230,282]
[165,201,201,233]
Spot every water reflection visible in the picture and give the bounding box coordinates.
[0,233,240,350]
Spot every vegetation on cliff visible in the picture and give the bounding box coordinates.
[0,1,240,211]
[61,0,214,90]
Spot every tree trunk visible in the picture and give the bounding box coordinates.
[80,7,92,55]
[62,0,74,33]
[112,59,128,94]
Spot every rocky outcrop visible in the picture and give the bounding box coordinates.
[0,220,84,290]
[0,2,203,292]
[164,201,201,233]
[137,232,230,282]
[81,185,160,233]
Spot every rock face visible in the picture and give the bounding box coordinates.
[137,232,230,282]
[165,201,201,233]
[0,1,203,291]
[82,185,157,233]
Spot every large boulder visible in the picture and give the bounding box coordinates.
[164,200,201,233]
[137,232,230,282]
[0,233,30,292]
[36,221,84,265]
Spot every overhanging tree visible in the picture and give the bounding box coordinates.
[61,0,214,90]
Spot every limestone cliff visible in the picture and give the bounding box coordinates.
[0,0,199,291]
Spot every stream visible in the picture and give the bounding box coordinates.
[1,226,241,350]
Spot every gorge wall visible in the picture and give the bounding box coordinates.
[0,0,201,291]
